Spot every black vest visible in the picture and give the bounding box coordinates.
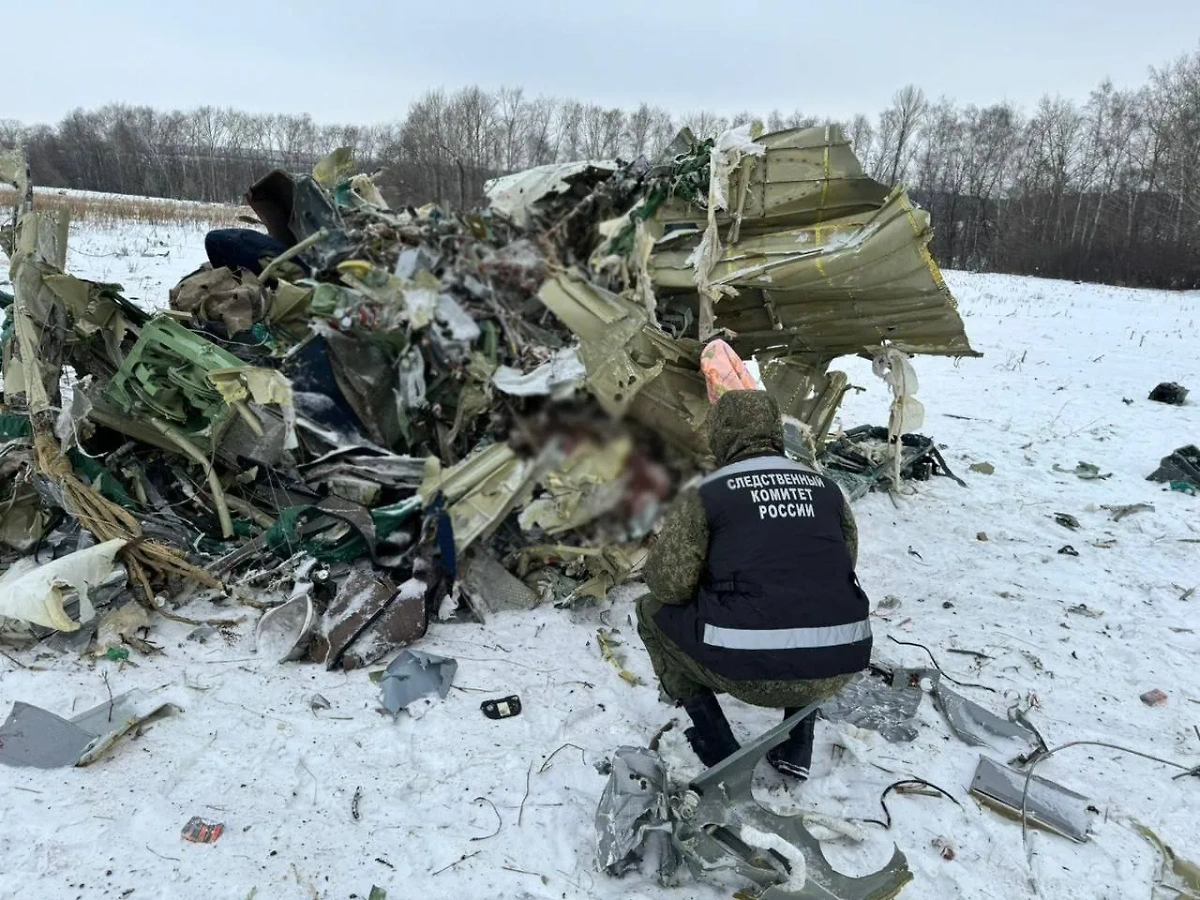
[655,455,872,681]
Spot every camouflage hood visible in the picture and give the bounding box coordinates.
[709,390,785,467]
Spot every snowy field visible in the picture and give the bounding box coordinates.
[2,217,1198,900]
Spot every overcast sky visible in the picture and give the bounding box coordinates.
[10,0,1199,125]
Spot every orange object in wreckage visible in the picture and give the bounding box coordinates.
[700,339,759,404]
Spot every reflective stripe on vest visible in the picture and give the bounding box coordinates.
[702,618,871,651]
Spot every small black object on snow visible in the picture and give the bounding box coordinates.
[1059,545,1080,557]
[481,695,522,719]
[1147,445,1200,490]
[1148,382,1189,405]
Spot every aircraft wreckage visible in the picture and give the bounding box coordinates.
[2,123,978,899]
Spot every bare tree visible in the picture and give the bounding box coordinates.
[883,84,928,186]
[496,86,528,171]
[9,53,1200,289]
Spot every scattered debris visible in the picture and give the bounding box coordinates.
[876,596,902,613]
[187,623,218,643]
[0,539,127,633]
[599,705,914,897]
[932,837,956,861]
[597,628,642,686]
[0,689,181,768]
[2,127,977,678]
[1067,603,1103,618]
[96,602,152,655]
[863,779,962,830]
[969,756,1093,843]
[822,427,967,500]
[931,683,1042,757]
[181,817,225,844]
[310,693,332,712]
[970,462,995,475]
[1058,545,1080,557]
[1141,689,1169,707]
[595,747,677,881]
[680,705,913,898]
[379,650,456,715]
[1149,382,1189,405]
[1102,503,1155,521]
[352,786,362,821]
[1053,461,1112,480]
[1148,446,1200,491]
[481,695,522,720]
[255,591,317,663]
[1053,513,1081,530]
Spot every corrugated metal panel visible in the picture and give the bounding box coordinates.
[648,125,977,359]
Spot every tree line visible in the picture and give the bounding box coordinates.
[3,45,1198,289]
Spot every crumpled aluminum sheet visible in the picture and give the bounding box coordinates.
[595,746,679,881]
[492,347,586,400]
[819,668,925,743]
[932,683,1041,757]
[379,650,456,715]
[0,689,181,769]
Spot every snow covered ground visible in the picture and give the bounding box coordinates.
[2,216,1199,900]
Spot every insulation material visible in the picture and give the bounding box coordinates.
[208,366,300,450]
[0,539,126,632]
[873,347,924,489]
[484,161,619,229]
[690,123,766,338]
[491,347,586,399]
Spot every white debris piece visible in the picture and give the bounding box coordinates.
[0,539,126,632]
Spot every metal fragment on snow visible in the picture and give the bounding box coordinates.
[680,704,913,899]
[819,668,924,743]
[931,683,1041,756]
[0,689,181,769]
[969,756,1092,843]
[595,746,678,880]
[379,649,456,715]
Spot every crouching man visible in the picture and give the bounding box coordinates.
[636,390,871,780]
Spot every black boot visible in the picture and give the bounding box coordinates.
[767,708,817,780]
[682,692,740,767]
